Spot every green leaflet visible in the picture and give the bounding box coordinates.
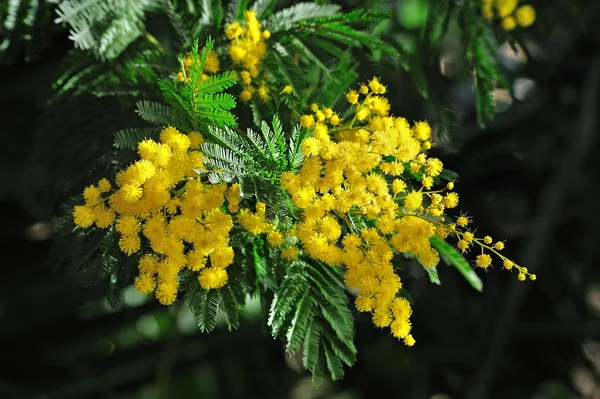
[135,100,192,130]
[113,128,157,150]
[154,38,238,130]
[424,265,441,285]
[431,236,483,292]
[268,259,356,383]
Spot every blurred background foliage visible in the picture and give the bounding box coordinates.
[2,0,600,398]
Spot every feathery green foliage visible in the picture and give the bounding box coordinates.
[267,259,356,383]
[56,0,164,60]
[40,0,543,385]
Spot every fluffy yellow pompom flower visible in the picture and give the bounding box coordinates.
[186,250,207,271]
[152,142,172,167]
[156,279,178,305]
[225,22,243,39]
[261,30,271,40]
[73,205,96,228]
[457,216,469,227]
[425,158,443,177]
[463,231,474,242]
[390,317,411,339]
[240,90,253,102]
[444,192,459,208]
[515,5,536,27]
[239,70,252,85]
[83,185,101,205]
[403,191,423,210]
[496,0,518,18]
[412,121,431,142]
[392,179,407,194]
[135,160,156,181]
[300,114,316,128]
[138,254,158,274]
[281,85,293,94]
[188,131,205,148]
[121,184,143,202]
[95,207,116,228]
[346,90,359,105]
[501,16,516,31]
[421,175,434,190]
[330,114,342,126]
[457,240,470,253]
[97,178,111,193]
[134,274,156,294]
[116,215,140,236]
[119,235,141,255]
[475,254,492,268]
[204,49,220,74]
[210,246,235,269]
[267,231,285,247]
[302,137,322,157]
[258,84,269,101]
[368,76,386,94]
[199,267,228,289]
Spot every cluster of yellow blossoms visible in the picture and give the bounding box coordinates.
[225,10,271,102]
[274,77,534,344]
[483,0,536,30]
[73,127,243,305]
[72,73,534,345]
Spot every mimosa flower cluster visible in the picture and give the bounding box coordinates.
[72,76,534,345]
[73,127,242,305]
[225,9,271,102]
[276,77,535,344]
[482,0,536,30]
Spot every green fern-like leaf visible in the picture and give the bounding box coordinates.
[302,319,321,370]
[268,258,356,382]
[188,287,221,332]
[285,293,316,354]
[135,100,191,129]
[323,341,345,380]
[113,128,157,149]
[57,0,165,60]
[315,23,399,56]
[267,3,341,33]
[218,284,241,330]
[196,71,239,94]
[268,263,310,335]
